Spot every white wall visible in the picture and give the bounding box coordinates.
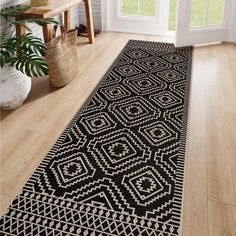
[78,0,102,30]
[228,0,236,42]
[0,0,102,40]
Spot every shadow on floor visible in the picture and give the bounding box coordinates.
[0,77,63,121]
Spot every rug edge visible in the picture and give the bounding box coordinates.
[173,48,194,232]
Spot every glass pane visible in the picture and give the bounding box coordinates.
[207,0,225,25]
[190,0,207,28]
[139,0,156,16]
[168,0,177,31]
[122,0,138,16]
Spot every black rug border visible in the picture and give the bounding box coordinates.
[1,40,193,233]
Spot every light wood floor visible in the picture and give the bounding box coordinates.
[1,32,236,236]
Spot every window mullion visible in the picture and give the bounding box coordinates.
[205,0,210,26]
[138,0,140,16]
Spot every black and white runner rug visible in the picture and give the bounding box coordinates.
[0,40,193,236]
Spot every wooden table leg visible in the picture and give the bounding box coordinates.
[16,17,26,37]
[84,0,94,44]
[16,24,26,37]
[42,24,53,43]
[64,9,71,31]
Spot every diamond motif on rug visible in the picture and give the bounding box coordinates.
[124,49,151,59]
[61,161,84,178]
[88,129,151,175]
[162,53,187,64]
[114,64,141,77]
[139,121,178,148]
[80,112,116,135]
[105,139,136,162]
[109,96,160,127]
[135,56,172,72]
[100,84,131,100]
[124,74,167,95]
[50,152,96,189]
[156,69,184,83]
[122,166,172,207]
[131,171,163,199]
[150,91,181,108]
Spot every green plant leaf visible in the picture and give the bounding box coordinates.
[17,33,46,55]
[12,54,48,77]
[0,33,15,67]
[0,5,31,21]
[0,32,5,42]
[0,4,58,76]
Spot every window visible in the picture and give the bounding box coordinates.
[190,0,225,28]
[121,0,157,17]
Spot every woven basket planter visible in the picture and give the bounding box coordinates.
[31,0,50,7]
[46,29,79,87]
[0,65,31,110]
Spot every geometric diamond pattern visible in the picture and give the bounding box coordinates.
[114,64,141,77]
[131,171,164,200]
[88,128,151,176]
[150,91,181,108]
[135,56,172,73]
[104,138,136,162]
[109,96,161,127]
[162,53,187,64]
[50,152,96,189]
[124,49,150,59]
[100,84,131,100]
[139,121,178,148]
[0,40,193,236]
[122,166,172,207]
[80,112,116,135]
[124,74,167,95]
[157,69,184,83]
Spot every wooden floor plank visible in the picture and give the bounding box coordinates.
[208,200,236,236]
[181,46,208,236]
[206,86,236,205]
[0,194,12,216]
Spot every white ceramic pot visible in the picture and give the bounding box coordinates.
[0,65,32,110]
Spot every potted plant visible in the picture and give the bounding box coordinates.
[0,4,57,110]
